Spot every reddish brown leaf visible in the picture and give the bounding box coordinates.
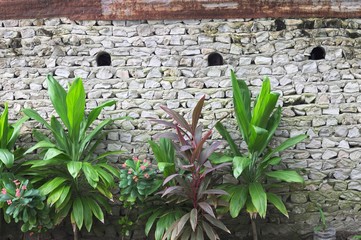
[191,96,205,133]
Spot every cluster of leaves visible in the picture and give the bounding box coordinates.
[22,75,122,233]
[119,156,162,206]
[0,102,28,173]
[215,71,307,221]
[0,178,53,233]
[145,96,231,240]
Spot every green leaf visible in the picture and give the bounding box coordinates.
[44,148,64,160]
[82,162,99,188]
[47,186,66,207]
[7,116,28,150]
[24,140,56,154]
[0,103,9,148]
[72,197,84,230]
[263,134,307,162]
[248,125,268,154]
[23,108,52,130]
[233,156,251,179]
[267,192,288,218]
[230,70,251,143]
[87,197,104,223]
[145,209,162,236]
[66,77,85,140]
[81,197,94,232]
[95,150,125,160]
[265,170,304,183]
[230,186,248,218]
[67,162,83,179]
[0,149,14,168]
[39,177,67,195]
[251,77,279,129]
[214,121,241,156]
[47,75,70,129]
[190,208,198,232]
[209,153,233,164]
[249,182,267,218]
[85,100,116,130]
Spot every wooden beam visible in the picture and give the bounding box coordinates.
[0,0,360,20]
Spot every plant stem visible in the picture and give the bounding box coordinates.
[0,209,3,237]
[251,218,258,240]
[72,223,79,240]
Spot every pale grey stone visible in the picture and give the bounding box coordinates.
[137,25,153,37]
[230,44,243,54]
[55,68,71,78]
[181,49,200,56]
[115,70,129,79]
[147,68,162,78]
[344,82,359,93]
[322,150,338,160]
[348,181,361,191]
[284,64,299,74]
[178,90,193,99]
[348,127,360,138]
[323,107,339,115]
[255,31,269,42]
[350,169,361,180]
[350,150,361,160]
[306,139,321,149]
[170,27,185,35]
[96,69,113,79]
[107,132,119,141]
[333,170,350,180]
[338,140,350,149]
[239,57,252,65]
[198,35,214,44]
[172,80,187,89]
[207,68,222,77]
[170,35,182,45]
[148,56,161,67]
[145,80,160,88]
[322,138,337,148]
[273,54,289,65]
[254,56,272,65]
[74,69,89,79]
[302,62,318,73]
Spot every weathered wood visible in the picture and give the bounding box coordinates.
[0,0,360,20]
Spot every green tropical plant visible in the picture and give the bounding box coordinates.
[119,156,162,205]
[215,71,307,240]
[144,96,231,240]
[0,177,53,233]
[22,75,123,240]
[149,138,176,178]
[0,102,28,173]
[0,102,28,236]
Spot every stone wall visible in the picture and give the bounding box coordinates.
[0,17,361,239]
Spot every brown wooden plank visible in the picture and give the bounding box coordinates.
[0,0,360,20]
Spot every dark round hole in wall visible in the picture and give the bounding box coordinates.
[96,52,111,66]
[208,52,223,66]
[309,46,326,60]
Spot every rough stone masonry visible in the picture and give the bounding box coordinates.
[0,17,361,239]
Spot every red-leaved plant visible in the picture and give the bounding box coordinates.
[145,96,231,240]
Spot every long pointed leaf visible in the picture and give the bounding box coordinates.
[191,96,205,133]
[263,134,308,162]
[47,75,70,128]
[249,182,267,218]
[265,170,304,183]
[267,192,288,217]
